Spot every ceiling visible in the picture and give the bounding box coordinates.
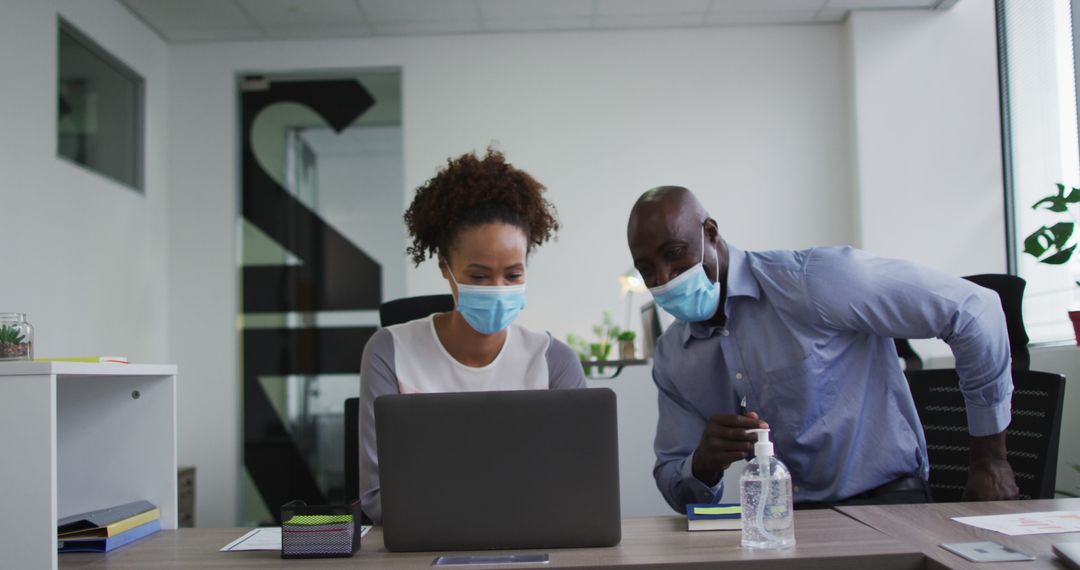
[120,0,959,43]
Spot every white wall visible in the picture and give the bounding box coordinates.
[848,0,1005,274]
[0,3,170,365]
[847,0,1007,359]
[167,25,852,525]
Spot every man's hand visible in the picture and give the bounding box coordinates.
[691,412,769,486]
[963,431,1019,501]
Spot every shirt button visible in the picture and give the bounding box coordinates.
[735,372,743,380]
[722,329,730,336]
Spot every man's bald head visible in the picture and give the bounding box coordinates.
[626,186,728,307]
[629,186,707,227]
[627,186,710,251]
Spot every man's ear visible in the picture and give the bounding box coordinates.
[704,218,721,244]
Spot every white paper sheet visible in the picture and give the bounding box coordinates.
[220,526,371,551]
[952,511,1080,536]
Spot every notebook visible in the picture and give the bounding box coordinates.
[375,388,621,552]
[687,503,742,531]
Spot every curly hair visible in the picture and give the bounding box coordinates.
[404,148,559,266]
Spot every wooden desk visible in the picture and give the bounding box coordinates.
[838,498,1080,569]
[58,511,924,569]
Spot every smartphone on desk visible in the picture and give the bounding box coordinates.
[433,553,550,566]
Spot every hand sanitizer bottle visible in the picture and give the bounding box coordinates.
[739,429,795,549]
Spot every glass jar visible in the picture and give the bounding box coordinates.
[0,313,33,361]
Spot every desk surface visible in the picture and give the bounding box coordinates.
[58,511,924,569]
[838,498,1080,569]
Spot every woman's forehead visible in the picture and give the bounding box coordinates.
[449,223,528,262]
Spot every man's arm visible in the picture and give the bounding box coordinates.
[802,247,1018,500]
[653,375,724,513]
[651,338,764,512]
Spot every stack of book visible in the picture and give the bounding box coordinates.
[57,500,160,553]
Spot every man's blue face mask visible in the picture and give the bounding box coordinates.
[446,265,527,335]
[647,227,720,323]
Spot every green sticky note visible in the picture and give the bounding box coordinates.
[693,506,741,516]
[284,514,353,525]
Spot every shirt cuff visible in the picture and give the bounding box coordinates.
[965,398,1012,437]
[679,455,724,504]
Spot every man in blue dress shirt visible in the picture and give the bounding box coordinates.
[627,186,1019,512]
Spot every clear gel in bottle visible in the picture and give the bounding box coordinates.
[739,428,795,549]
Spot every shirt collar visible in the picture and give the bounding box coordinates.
[682,243,761,346]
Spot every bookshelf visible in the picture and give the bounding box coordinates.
[0,362,177,570]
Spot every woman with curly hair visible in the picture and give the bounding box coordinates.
[358,148,587,523]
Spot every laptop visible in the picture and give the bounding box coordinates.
[375,388,621,552]
[1054,542,1080,570]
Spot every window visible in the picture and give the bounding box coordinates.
[1002,0,1079,343]
[57,19,144,191]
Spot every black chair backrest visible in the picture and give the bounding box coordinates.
[378,294,455,328]
[894,339,923,371]
[905,369,1065,501]
[344,397,359,504]
[964,274,1030,370]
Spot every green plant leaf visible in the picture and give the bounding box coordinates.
[0,325,25,344]
[1032,183,1080,212]
[1042,244,1078,265]
[1023,222,1076,264]
[1063,183,1080,203]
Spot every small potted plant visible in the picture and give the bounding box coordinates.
[0,317,33,361]
[567,311,623,376]
[616,330,636,360]
[1022,182,1080,343]
[566,333,592,376]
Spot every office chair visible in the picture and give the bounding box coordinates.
[898,274,1059,501]
[344,397,360,504]
[345,294,456,509]
[378,294,455,328]
[905,368,1066,501]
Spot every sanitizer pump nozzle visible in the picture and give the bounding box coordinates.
[747,428,773,458]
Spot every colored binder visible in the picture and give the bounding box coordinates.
[59,507,160,539]
[58,518,161,553]
[57,500,157,536]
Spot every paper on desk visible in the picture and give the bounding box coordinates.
[952,511,1080,536]
[220,526,371,551]
[220,528,281,551]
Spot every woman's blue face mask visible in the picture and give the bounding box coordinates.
[446,265,527,335]
[647,227,720,323]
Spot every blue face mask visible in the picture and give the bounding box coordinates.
[447,266,527,335]
[648,228,720,323]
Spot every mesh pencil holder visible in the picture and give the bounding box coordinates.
[280,500,361,559]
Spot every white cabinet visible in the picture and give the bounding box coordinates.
[0,362,177,570]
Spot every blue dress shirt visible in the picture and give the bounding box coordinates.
[652,244,1013,513]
